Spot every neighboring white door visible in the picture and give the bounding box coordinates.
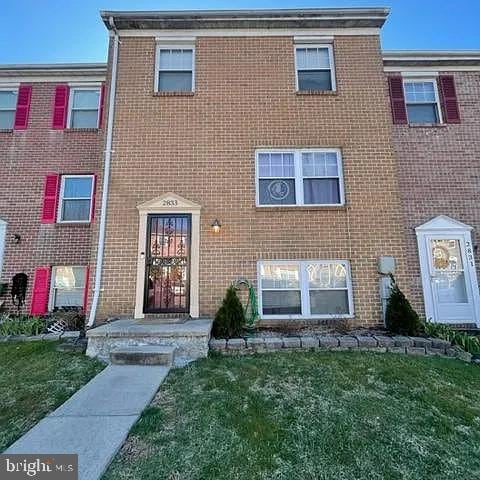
[0,220,6,275]
[416,216,480,326]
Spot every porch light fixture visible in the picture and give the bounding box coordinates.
[211,219,221,233]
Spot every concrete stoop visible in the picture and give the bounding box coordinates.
[86,318,213,367]
[110,345,176,366]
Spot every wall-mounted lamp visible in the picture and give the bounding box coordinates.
[211,219,222,234]
[11,234,21,244]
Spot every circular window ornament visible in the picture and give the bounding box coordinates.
[267,180,290,201]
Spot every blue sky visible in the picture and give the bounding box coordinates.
[1,1,479,63]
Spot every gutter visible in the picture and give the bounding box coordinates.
[87,16,119,328]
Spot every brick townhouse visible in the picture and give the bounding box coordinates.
[0,63,106,314]
[0,8,479,331]
[92,7,409,327]
[385,51,480,327]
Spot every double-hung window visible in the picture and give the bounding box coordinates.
[295,45,335,91]
[68,87,101,128]
[0,89,18,129]
[156,45,195,92]
[58,175,94,223]
[258,260,353,318]
[403,79,442,124]
[49,266,87,310]
[256,149,344,206]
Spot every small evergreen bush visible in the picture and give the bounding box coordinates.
[213,285,246,338]
[385,275,424,336]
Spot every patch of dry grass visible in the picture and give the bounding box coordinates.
[105,351,480,480]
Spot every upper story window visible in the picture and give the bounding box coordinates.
[295,45,335,92]
[156,46,195,92]
[58,175,94,223]
[404,80,442,124]
[0,89,18,129]
[256,149,344,207]
[68,87,101,129]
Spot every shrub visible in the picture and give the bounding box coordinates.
[385,276,424,336]
[213,285,246,338]
[425,319,480,354]
[0,314,47,336]
[48,309,85,331]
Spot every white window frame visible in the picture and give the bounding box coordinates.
[154,43,196,93]
[67,86,101,129]
[257,260,354,320]
[403,78,443,124]
[0,87,18,129]
[294,44,336,92]
[48,265,87,311]
[57,174,94,224]
[255,148,345,207]
[0,219,6,275]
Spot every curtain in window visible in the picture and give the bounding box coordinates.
[303,178,340,204]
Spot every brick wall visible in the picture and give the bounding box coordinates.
[0,81,103,312]
[96,34,409,326]
[391,71,480,317]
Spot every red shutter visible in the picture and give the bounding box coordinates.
[83,266,90,312]
[41,173,60,223]
[90,174,97,221]
[99,83,106,129]
[14,84,32,130]
[388,76,408,124]
[30,266,51,315]
[52,85,69,129]
[439,75,460,123]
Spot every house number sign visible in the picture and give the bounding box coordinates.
[465,240,475,268]
[162,199,178,206]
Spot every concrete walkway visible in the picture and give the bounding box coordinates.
[6,364,169,480]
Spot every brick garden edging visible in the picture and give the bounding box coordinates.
[0,331,80,342]
[209,335,474,363]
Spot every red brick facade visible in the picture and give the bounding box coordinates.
[0,66,105,313]
[388,68,480,324]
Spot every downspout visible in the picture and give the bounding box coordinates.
[87,16,119,327]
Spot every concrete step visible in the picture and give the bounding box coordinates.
[110,345,176,366]
[87,318,213,366]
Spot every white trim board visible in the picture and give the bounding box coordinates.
[0,75,106,84]
[114,27,381,38]
[135,192,201,319]
[0,220,6,276]
[384,66,480,73]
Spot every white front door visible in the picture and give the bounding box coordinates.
[427,236,474,322]
[416,216,480,326]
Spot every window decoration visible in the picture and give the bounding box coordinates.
[258,260,353,318]
[256,149,344,206]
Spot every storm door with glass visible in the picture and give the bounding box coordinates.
[144,214,191,313]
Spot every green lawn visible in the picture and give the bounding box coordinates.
[105,351,480,480]
[0,341,104,451]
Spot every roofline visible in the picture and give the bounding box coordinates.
[0,63,106,83]
[0,63,106,72]
[383,50,480,69]
[383,50,480,60]
[100,8,390,30]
